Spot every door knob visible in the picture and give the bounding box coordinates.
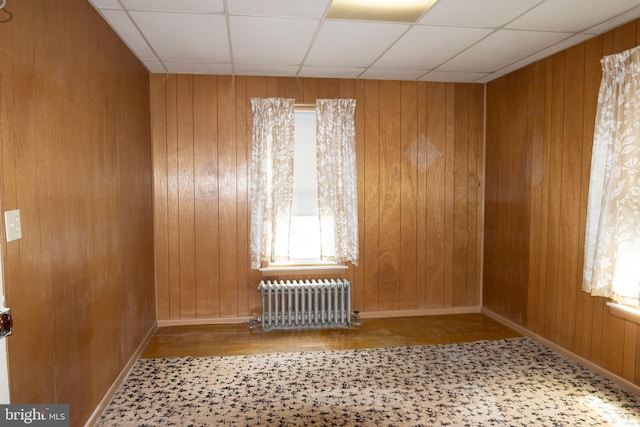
[0,309,12,337]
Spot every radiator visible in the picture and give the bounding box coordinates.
[258,279,351,329]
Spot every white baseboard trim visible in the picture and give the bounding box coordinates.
[481,307,640,396]
[358,306,482,319]
[85,321,158,427]
[157,316,255,327]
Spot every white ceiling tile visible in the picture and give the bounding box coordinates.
[121,0,224,13]
[234,64,299,76]
[89,0,640,82]
[419,0,543,27]
[298,66,364,79]
[419,70,489,82]
[99,10,157,61]
[228,0,331,18]
[439,29,572,72]
[360,69,426,80]
[374,25,492,70]
[230,16,319,65]
[585,5,640,35]
[143,60,167,73]
[305,20,409,68]
[130,12,229,63]
[497,33,593,74]
[507,0,640,32]
[164,62,232,74]
[476,73,506,83]
[89,0,122,10]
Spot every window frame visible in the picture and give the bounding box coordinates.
[260,103,340,272]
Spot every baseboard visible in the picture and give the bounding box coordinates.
[84,321,158,427]
[481,307,640,396]
[156,308,482,327]
[358,306,481,319]
[157,316,255,327]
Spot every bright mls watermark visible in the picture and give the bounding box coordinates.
[0,405,69,426]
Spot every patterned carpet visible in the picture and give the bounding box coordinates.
[97,338,640,426]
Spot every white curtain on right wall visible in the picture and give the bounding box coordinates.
[583,46,640,306]
[315,99,359,265]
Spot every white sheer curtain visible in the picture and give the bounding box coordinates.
[316,99,359,265]
[249,98,295,269]
[583,46,640,305]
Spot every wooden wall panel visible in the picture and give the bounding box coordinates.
[470,84,484,307]
[400,82,418,310]
[151,75,170,320]
[443,84,456,307]
[217,76,239,318]
[525,59,546,336]
[0,0,155,425]
[193,75,220,318]
[453,84,470,308]
[235,76,251,317]
[363,79,381,312]
[572,36,601,361]
[415,84,428,310]
[556,43,584,350]
[378,81,402,311]
[151,76,484,320]
[425,83,447,308]
[177,75,196,318]
[1,0,55,405]
[484,18,640,386]
[166,75,181,320]
[543,51,565,340]
[354,79,367,313]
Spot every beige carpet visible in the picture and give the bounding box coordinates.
[97,338,640,426]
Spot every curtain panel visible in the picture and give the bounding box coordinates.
[249,98,295,269]
[583,46,640,305]
[316,99,359,265]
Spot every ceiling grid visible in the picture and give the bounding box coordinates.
[89,0,640,83]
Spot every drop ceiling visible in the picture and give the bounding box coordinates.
[88,0,640,83]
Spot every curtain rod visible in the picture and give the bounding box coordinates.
[295,102,316,112]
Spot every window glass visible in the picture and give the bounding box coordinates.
[274,109,323,262]
[291,110,318,218]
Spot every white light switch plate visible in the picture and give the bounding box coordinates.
[4,210,22,242]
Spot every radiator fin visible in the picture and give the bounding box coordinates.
[258,279,351,329]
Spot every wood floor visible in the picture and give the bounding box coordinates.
[141,313,521,359]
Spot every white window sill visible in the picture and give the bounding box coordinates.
[259,263,348,277]
[607,302,640,325]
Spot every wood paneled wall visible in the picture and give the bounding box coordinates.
[151,75,484,320]
[0,0,155,425]
[484,19,640,385]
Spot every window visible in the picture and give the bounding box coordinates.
[582,46,640,310]
[249,98,358,270]
[278,107,324,263]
